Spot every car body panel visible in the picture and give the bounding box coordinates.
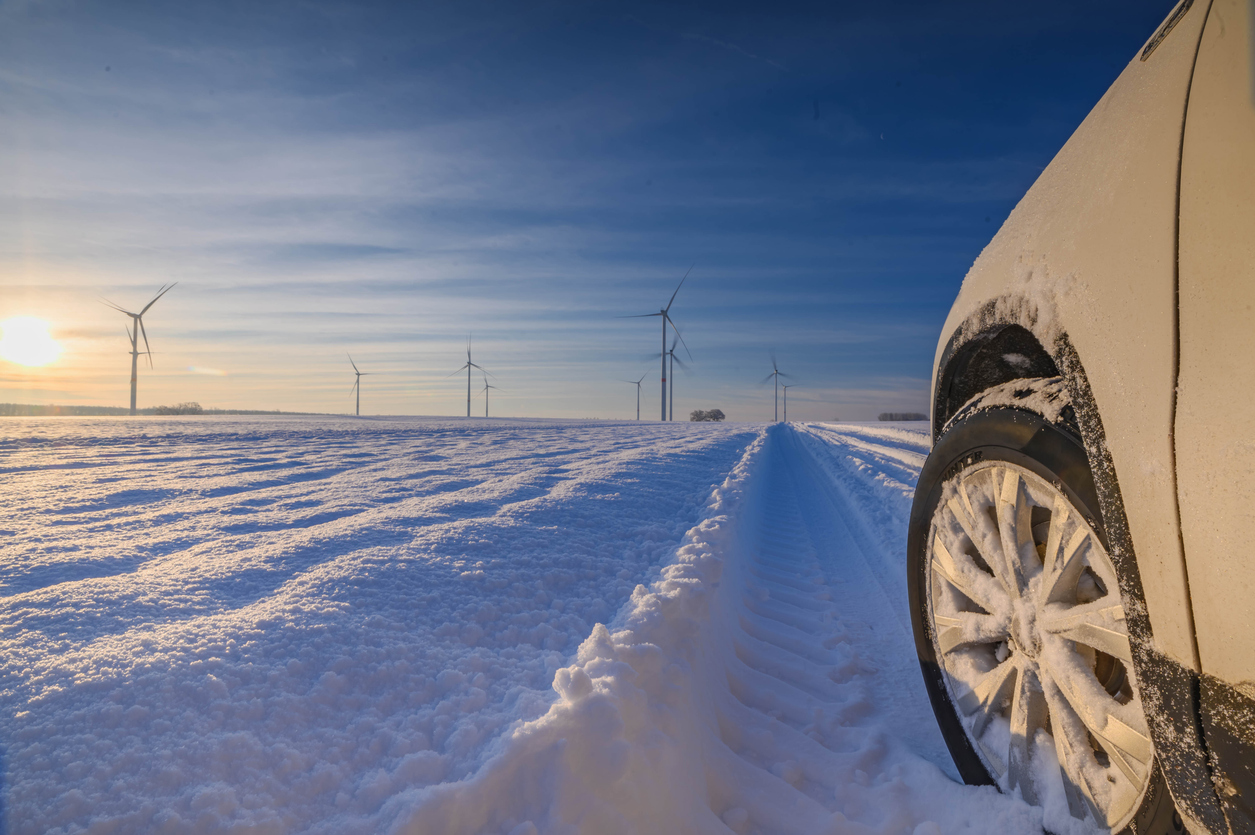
[1177,0,1255,697]
[1178,2,1255,830]
[933,1,1208,671]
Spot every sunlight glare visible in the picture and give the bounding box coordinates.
[0,317,63,367]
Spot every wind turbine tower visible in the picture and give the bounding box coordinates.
[621,373,647,420]
[622,266,692,421]
[480,373,500,418]
[665,332,692,421]
[781,383,796,422]
[448,336,489,417]
[761,355,792,422]
[348,354,372,416]
[101,283,177,416]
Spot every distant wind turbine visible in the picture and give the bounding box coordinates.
[480,372,501,418]
[666,332,692,421]
[348,354,373,416]
[448,336,489,417]
[101,283,177,416]
[652,332,692,421]
[620,265,692,421]
[760,354,792,422]
[621,372,648,420]
[781,383,796,422]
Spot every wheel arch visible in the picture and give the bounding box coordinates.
[933,317,1060,443]
[929,298,1229,834]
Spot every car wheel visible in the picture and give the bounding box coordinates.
[908,406,1183,834]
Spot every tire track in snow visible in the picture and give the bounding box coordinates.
[397,424,1044,835]
[702,424,1040,833]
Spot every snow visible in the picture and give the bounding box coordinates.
[942,376,1073,434]
[1,416,1049,834]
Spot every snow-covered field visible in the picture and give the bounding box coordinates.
[1,417,1049,834]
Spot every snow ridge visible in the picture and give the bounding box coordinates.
[383,429,772,834]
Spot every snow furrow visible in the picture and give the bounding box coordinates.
[0,416,760,834]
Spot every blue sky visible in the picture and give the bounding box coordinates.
[0,0,1178,420]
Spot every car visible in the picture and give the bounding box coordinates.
[906,1,1254,833]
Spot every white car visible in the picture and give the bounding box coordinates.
[907,1,1254,833]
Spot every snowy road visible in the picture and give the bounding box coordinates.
[0,418,1051,834]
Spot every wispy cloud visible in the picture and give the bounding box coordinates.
[681,32,790,72]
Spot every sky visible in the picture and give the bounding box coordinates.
[0,0,1180,421]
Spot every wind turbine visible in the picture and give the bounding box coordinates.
[480,372,501,418]
[652,332,692,421]
[760,354,792,422]
[348,354,372,416]
[621,372,648,420]
[781,383,796,422]
[621,265,692,421]
[447,336,489,418]
[101,283,177,416]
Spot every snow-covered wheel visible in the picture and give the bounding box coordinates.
[908,407,1183,834]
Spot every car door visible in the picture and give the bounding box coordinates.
[1176,0,1255,831]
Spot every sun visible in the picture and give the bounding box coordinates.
[0,316,63,367]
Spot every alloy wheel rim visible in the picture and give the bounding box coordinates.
[927,460,1152,829]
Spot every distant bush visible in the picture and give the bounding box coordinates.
[878,412,927,421]
[689,409,725,422]
[153,402,205,415]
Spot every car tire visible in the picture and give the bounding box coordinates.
[907,405,1184,835]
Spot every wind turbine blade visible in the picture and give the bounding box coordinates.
[445,364,469,378]
[759,372,777,386]
[667,317,694,361]
[350,379,359,395]
[664,264,693,313]
[636,373,648,384]
[616,313,664,319]
[770,349,779,372]
[100,298,135,315]
[672,355,691,373]
[140,282,176,315]
[777,370,793,379]
[139,318,153,367]
[347,353,360,373]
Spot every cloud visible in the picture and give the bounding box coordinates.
[2,0,1140,416]
[681,32,789,72]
